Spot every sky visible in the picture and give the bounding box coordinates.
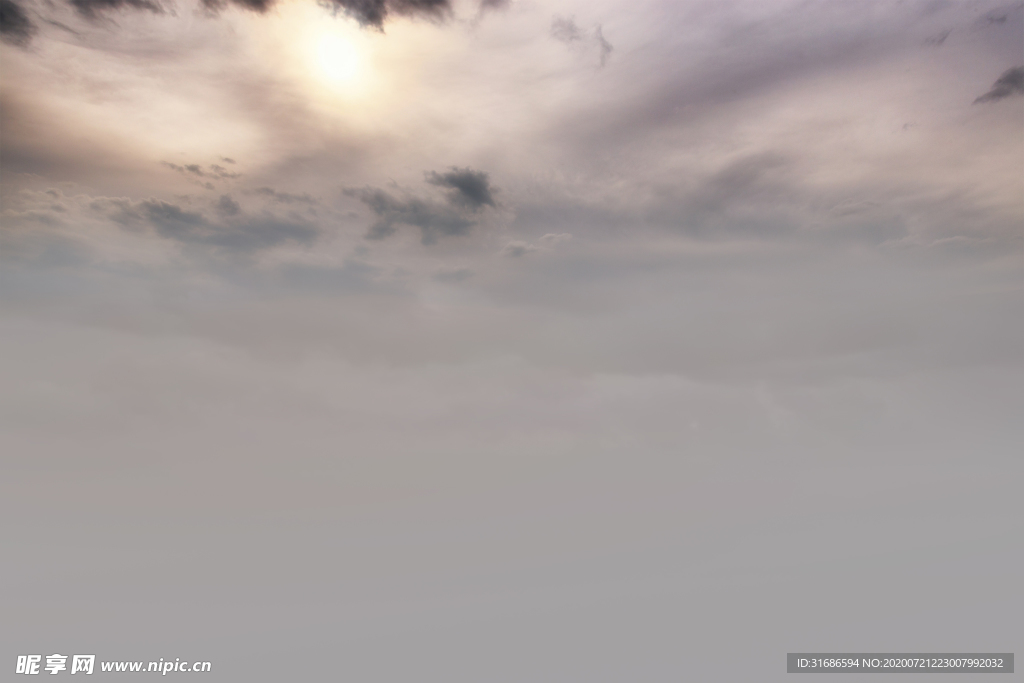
[1,0,1022,680]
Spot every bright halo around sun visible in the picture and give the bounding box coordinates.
[315,32,361,86]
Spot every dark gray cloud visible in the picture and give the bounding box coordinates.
[208,164,239,178]
[984,8,1009,24]
[141,199,205,240]
[69,0,163,18]
[4,0,455,42]
[387,0,448,19]
[216,194,240,216]
[163,162,204,176]
[324,0,386,27]
[974,66,1024,103]
[322,0,450,30]
[93,197,317,251]
[550,15,582,43]
[201,0,452,22]
[252,187,318,205]
[202,0,273,14]
[163,162,240,180]
[425,167,495,210]
[924,28,951,46]
[348,187,474,244]
[348,167,495,244]
[0,0,482,49]
[0,0,35,46]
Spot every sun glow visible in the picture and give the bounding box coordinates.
[247,2,395,120]
[314,32,361,86]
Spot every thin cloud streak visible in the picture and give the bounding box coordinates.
[974,65,1024,102]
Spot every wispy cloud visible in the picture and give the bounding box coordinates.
[0,0,35,46]
[974,66,1024,103]
[551,14,613,66]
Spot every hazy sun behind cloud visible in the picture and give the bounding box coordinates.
[246,0,382,110]
[314,31,362,86]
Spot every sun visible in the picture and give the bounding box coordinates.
[252,3,380,108]
[314,32,361,86]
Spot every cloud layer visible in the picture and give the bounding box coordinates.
[1,2,1021,681]
[1,0,496,46]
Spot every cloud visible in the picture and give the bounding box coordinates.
[550,15,613,66]
[983,8,1009,24]
[4,0,455,40]
[0,0,35,46]
[425,167,495,210]
[595,25,612,66]
[201,0,453,22]
[93,197,318,251]
[924,29,951,46]
[348,187,474,245]
[478,0,508,11]
[202,0,274,13]
[163,162,241,180]
[550,15,582,43]
[69,0,163,18]
[322,0,450,30]
[216,194,241,216]
[547,3,977,157]
[141,199,206,241]
[500,233,569,258]
[539,233,571,245]
[501,240,538,257]
[252,187,319,205]
[209,164,240,178]
[348,167,496,244]
[974,66,1024,103]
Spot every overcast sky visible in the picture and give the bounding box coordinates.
[2,0,1022,679]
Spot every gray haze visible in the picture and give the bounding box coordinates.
[2,0,1022,680]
